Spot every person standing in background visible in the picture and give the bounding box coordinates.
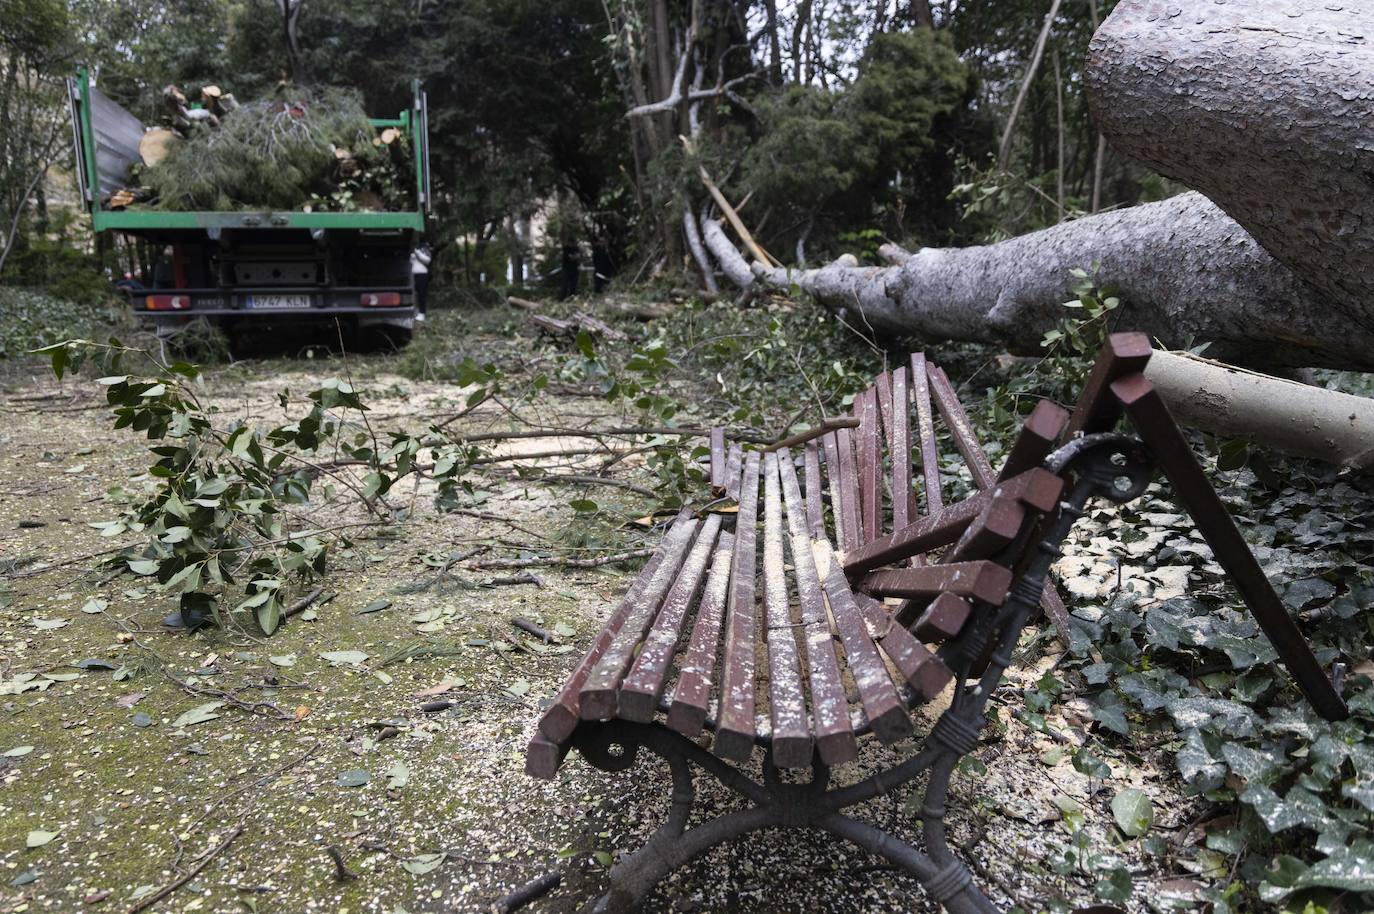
[411,244,432,322]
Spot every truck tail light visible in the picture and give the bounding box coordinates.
[361,292,402,307]
[145,295,189,310]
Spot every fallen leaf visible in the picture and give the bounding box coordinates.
[413,679,456,699]
[385,760,410,789]
[8,870,38,887]
[294,705,312,722]
[269,654,297,668]
[26,830,58,848]
[3,746,34,757]
[171,701,224,728]
[83,889,110,904]
[358,599,392,615]
[32,618,69,630]
[79,598,107,614]
[336,769,370,788]
[114,692,145,709]
[401,852,445,875]
[319,650,368,666]
[131,712,153,728]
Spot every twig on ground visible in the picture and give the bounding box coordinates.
[485,571,544,588]
[128,823,245,914]
[326,845,358,882]
[511,617,553,643]
[490,871,562,913]
[283,586,325,619]
[532,473,656,498]
[469,547,655,571]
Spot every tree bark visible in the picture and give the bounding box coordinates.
[704,0,1374,371]
[1086,0,1374,334]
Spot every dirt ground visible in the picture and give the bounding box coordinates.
[0,308,1218,914]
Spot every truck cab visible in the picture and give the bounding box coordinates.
[67,69,431,348]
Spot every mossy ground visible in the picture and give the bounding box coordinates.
[0,299,1266,914]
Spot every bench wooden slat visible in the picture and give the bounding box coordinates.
[803,440,826,539]
[864,562,1013,606]
[664,531,736,736]
[762,452,813,767]
[999,400,1070,481]
[619,514,724,722]
[927,380,1076,639]
[926,362,997,489]
[820,431,852,553]
[852,591,952,700]
[536,511,696,742]
[579,517,706,721]
[525,730,572,780]
[874,371,894,452]
[778,449,858,766]
[813,544,911,744]
[913,592,973,641]
[889,367,914,532]
[723,442,743,500]
[1066,331,1154,438]
[709,426,727,493]
[841,492,989,577]
[910,353,943,514]
[715,451,762,760]
[836,426,863,551]
[857,389,881,545]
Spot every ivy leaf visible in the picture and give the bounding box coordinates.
[1072,747,1112,779]
[1111,788,1154,837]
[1293,841,1374,892]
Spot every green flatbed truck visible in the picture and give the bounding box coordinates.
[67,69,431,347]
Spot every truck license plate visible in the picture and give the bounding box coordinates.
[248,294,311,310]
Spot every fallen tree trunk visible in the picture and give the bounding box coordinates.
[1144,351,1374,473]
[733,192,1351,368]
[701,0,1374,371]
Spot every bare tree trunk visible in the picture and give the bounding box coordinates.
[764,0,784,84]
[276,0,306,84]
[682,208,718,293]
[910,0,935,29]
[998,0,1064,171]
[1053,48,1064,217]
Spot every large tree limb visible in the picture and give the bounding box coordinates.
[752,192,1355,368]
[707,0,1374,371]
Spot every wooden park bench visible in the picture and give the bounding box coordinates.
[524,333,1347,914]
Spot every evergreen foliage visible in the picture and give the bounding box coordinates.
[141,88,409,211]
